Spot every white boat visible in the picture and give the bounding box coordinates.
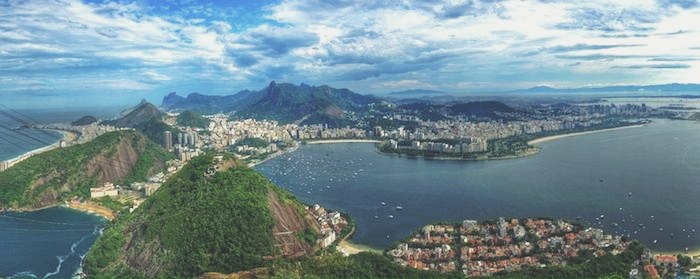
[388,215,394,219]
[395,206,404,210]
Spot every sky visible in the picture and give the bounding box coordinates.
[1,0,700,108]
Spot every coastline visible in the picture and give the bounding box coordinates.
[63,201,114,221]
[247,144,300,168]
[337,225,382,255]
[307,139,381,144]
[527,124,645,145]
[0,128,76,169]
[377,147,540,162]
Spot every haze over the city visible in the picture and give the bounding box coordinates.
[2,0,700,108]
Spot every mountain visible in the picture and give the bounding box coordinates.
[175,110,210,128]
[71,115,98,126]
[133,117,180,146]
[84,154,320,278]
[0,131,171,209]
[162,81,381,125]
[447,101,516,118]
[689,112,700,121]
[105,102,164,128]
[389,89,447,96]
[510,83,700,94]
[104,101,179,144]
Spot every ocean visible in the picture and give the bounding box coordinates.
[0,107,124,161]
[0,106,123,278]
[256,119,700,252]
[0,207,105,278]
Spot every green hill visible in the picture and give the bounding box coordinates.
[175,110,210,128]
[105,101,165,128]
[133,117,180,146]
[84,155,319,278]
[0,130,171,209]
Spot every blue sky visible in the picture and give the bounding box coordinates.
[1,0,700,108]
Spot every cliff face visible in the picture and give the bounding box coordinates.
[0,130,170,209]
[84,155,319,278]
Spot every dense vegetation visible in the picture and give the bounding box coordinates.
[84,155,280,278]
[269,252,463,279]
[233,137,269,148]
[175,110,210,128]
[133,117,181,146]
[0,130,168,209]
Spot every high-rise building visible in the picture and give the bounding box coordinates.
[190,132,197,147]
[163,131,172,151]
[177,132,183,145]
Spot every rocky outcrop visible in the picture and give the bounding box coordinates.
[267,190,319,257]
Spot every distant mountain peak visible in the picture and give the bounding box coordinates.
[106,101,164,128]
[511,83,700,94]
[389,89,446,96]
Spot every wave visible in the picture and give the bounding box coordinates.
[8,271,38,279]
[41,225,102,279]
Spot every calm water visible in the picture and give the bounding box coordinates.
[257,119,700,252]
[0,207,105,278]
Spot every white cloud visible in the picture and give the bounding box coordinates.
[1,0,699,98]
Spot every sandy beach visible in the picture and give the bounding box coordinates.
[527,124,645,145]
[338,239,382,255]
[307,139,381,144]
[64,201,115,220]
[1,128,76,169]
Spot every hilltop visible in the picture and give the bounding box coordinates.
[71,115,98,126]
[104,101,179,144]
[104,102,164,128]
[162,81,380,125]
[175,110,210,128]
[84,155,320,278]
[0,130,171,209]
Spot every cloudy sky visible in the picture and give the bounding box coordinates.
[1,0,699,108]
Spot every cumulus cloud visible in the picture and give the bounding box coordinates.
[1,0,699,101]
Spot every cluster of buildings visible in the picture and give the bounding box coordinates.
[387,218,634,277]
[308,204,349,248]
[291,124,367,140]
[378,117,599,146]
[386,138,489,154]
[636,251,700,278]
[86,159,185,214]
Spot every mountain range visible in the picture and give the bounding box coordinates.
[388,89,447,96]
[162,81,380,124]
[508,83,700,94]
